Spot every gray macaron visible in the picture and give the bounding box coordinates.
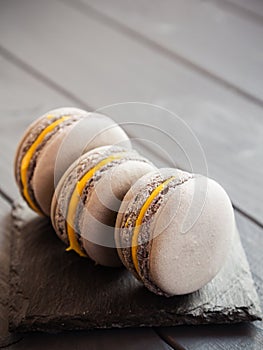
[14,107,130,216]
[51,145,157,267]
[115,168,235,296]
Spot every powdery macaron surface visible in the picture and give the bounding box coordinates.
[115,168,235,296]
[51,145,156,267]
[14,107,130,216]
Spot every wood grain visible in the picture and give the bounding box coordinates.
[0,0,262,225]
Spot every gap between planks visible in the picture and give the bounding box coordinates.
[222,0,263,23]
[0,190,12,206]
[155,328,187,350]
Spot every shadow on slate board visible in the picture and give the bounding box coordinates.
[9,201,261,333]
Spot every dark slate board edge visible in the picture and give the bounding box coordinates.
[10,307,261,333]
[0,202,24,348]
[0,333,23,349]
[8,202,28,331]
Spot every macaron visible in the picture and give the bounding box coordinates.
[115,168,235,296]
[51,145,156,267]
[14,107,130,216]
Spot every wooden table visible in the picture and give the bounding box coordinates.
[0,0,262,348]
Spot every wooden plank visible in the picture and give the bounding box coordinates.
[0,0,263,225]
[79,0,263,103]
[8,329,173,350]
[0,54,70,201]
[157,211,263,349]
[157,323,263,350]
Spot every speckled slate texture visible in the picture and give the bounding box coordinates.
[9,201,261,333]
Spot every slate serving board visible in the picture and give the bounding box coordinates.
[9,201,261,333]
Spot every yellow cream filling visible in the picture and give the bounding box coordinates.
[130,176,175,275]
[66,153,125,257]
[20,115,70,214]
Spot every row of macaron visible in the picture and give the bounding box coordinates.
[15,107,235,297]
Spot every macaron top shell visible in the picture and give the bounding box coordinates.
[51,145,156,267]
[53,112,131,185]
[115,168,235,296]
[149,175,235,295]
